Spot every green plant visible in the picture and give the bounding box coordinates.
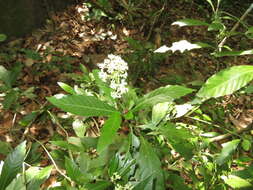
[160,2,253,57]
[0,141,52,190]
[0,62,36,111]
[3,2,253,189]
[44,48,253,189]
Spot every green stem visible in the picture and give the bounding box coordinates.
[218,3,253,50]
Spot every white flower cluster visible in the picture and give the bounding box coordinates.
[115,183,133,190]
[98,54,129,99]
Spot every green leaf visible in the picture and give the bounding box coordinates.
[232,165,253,181]
[19,111,39,127]
[197,65,253,99]
[168,174,191,190]
[152,102,169,125]
[0,62,22,88]
[246,27,253,34]
[242,139,251,151]
[3,90,19,110]
[246,27,253,39]
[5,176,26,190]
[65,157,85,184]
[215,139,240,165]
[8,62,23,87]
[0,34,7,42]
[206,0,215,12]
[58,82,75,94]
[27,166,53,190]
[0,141,26,189]
[159,123,195,159]
[208,22,225,31]
[214,49,253,57]
[0,141,12,155]
[125,37,143,50]
[137,137,165,190]
[85,181,112,190]
[172,19,209,27]
[244,85,253,94]
[50,140,81,151]
[132,85,194,112]
[108,152,135,179]
[133,175,153,190]
[223,175,253,189]
[0,65,10,86]
[73,120,87,138]
[47,95,118,117]
[97,112,122,153]
[80,64,89,74]
[98,0,112,9]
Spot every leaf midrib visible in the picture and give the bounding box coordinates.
[56,101,116,114]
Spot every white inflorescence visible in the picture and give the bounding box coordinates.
[98,54,128,99]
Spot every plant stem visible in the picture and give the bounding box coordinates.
[210,121,253,142]
[218,3,253,50]
[29,135,73,184]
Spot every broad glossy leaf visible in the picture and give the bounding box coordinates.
[214,49,253,57]
[197,65,253,99]
[215,139,240,165]
[223,175,252,189]
[5,176,26,190]
[47,95,118,117]
[172,19,209,27]
[97,112,122,153]
[133,175,153,190]
[152,102,169,125]
[27,166,53,190]
[132,85,194,112]
[0,141,26,189]
[137,137,165,190]
[159,123,194,159]
[232,165,253,181]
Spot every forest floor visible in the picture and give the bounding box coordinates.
[0,1,253,187]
